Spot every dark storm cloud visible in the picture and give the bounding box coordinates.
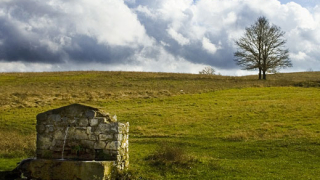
[0,17,63,63]
[0,0,146,65]
[63,35,136,64]
[0,16,136,64]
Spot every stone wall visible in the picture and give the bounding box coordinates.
[36,104,129,170]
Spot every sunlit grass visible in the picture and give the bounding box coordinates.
[1,71,320,178]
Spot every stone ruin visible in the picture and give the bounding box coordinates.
[16,104,129,180]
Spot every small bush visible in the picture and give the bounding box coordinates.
[146,142,195,167]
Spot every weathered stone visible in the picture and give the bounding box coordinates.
[53,130,64,140]
[118,123,125,132]
[121,142,127,149]
[110,124,118,133]
[74,129,88,140]
[94,141,106,149]
[36,150,53,159]
[36,113,47,124]
[61,116,68,122]
[48,114,61,122]
[66,127,76,137]
[36,125,45,134]
[18,159,116,180]
[106,141,120,151]
[111,115,117,122]
[80,140,95,149]
[90,118,99,126]
[99,117,108,123]
[86,127,92,134]
[37,136,52,150]
[109,150,119,155]
[85,110,96,119]
[98,123,111,133]
[79,118,88,127]
[68,118,76,125]
[50,140,65,151]
[88,134,97,140]
[45,125,54,133]
[99,134,113,141]
[35,103,129,171]
[114,134,123,141]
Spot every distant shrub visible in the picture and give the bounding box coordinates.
[199,66,215,75]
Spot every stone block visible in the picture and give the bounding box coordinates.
[106,141,120,151]
[48,114,61,122]
[18,159,116,180]
[86,127,92,135]
[80,140,95,149]
[85,110,96,119]
[90,118,99,126]
[53,130,64,140]
[36,125,45,134]
[68,118,76,125]
[109,150,119,155]
[88,135,97,140]
[36,149,53,159]
[114,134,123,141]
[121,142,127,149]
[118,123,125,132]
[99,134,113,141]
[37,136,52,150]
[66,127,76,137]
[36,113,47,124]
[110,124,118,133]
[45,125,54,133]
[74,129,88,140]
[94,141,106,149]
[79,118,88,127]
[95,117,106,123]
[98,123,111,133]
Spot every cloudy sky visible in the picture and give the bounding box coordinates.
[0,0,319,75]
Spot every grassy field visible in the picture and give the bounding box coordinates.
[1,71,320,179]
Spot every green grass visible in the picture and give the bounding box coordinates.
[1,71,320,179]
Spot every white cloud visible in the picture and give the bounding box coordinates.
[291,51,308,61]
[167,28,190,46]
[61,0,152,47]
[202,37,220,54]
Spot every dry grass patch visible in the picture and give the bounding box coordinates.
[0,131,36,158]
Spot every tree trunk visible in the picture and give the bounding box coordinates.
[259,68,262,80]
[263,70,266,80]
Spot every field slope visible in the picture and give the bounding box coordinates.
[1,71,320,179]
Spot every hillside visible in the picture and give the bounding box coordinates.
[1,71,320,179]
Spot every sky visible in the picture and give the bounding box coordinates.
[0,0,319,75]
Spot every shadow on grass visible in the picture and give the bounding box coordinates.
[0,170,21,180]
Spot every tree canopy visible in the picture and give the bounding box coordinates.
[234,16,292,79]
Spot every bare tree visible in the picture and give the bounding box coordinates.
[199,66,215,75]
[234,16,292,80]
